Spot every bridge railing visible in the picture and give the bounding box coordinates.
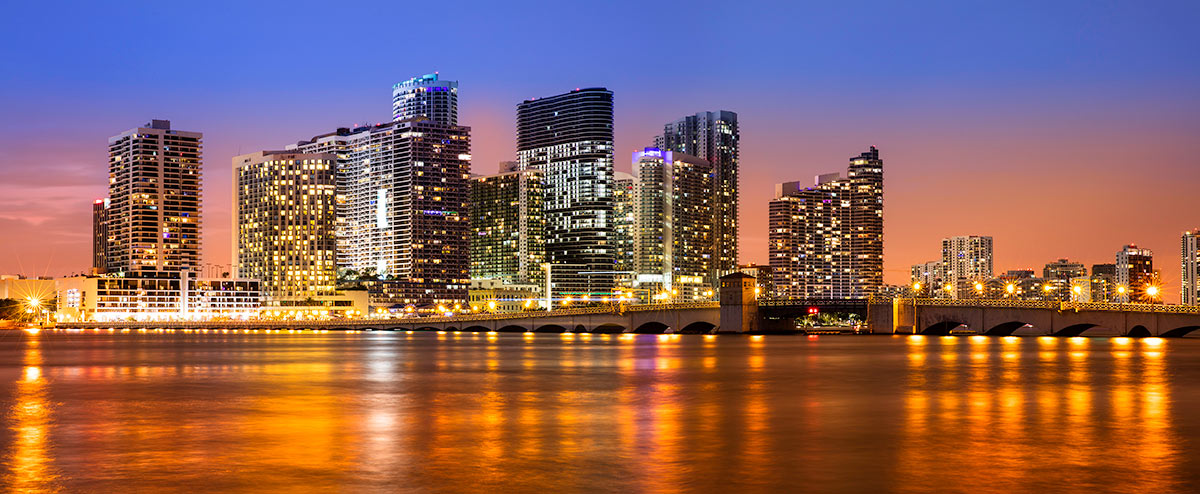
[624,301,719,312]
[906,298,1200,314]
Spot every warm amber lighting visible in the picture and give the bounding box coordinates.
[1145,285,1160,297]
[1005,283,1015,294]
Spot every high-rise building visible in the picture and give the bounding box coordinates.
[910,260,943,293]
[1115,244,1155,303]
[631,148,713,301]
[289,118,471,305]
[768,147,884,299]
[516,88,615,297]
[1042,258,1087,301]
[232,151,338,302]
[655,111,739,285]
[612,171,637,289]
[470,167,546,287]
[92,198,109,272]
[392,73,458,125]
[941,236,993,298]
[105,120,202,277]
[1183,230,1200,305]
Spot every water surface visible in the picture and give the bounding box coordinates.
[1,330,1197,493]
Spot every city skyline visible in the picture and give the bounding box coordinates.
[2,2,1198,301]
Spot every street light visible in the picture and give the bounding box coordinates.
[1145,285,1160,303]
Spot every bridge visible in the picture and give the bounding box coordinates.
[61,302,722,334]
[893,298,1200,337]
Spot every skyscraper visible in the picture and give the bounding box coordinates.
[470,166,546,286]
[941,235,993,298]
[392,73,458,125]
[516,88,615,297]
[768,147,884,299]
[632,148,713,301]
[92,198,109,272]
[656,111,739,286]
[289,118,472,305]
[232,151,337,302]
[612,171,637,289]
[1115,244,1155,303]
[1184,230,1200,305]
[105,120,202,277]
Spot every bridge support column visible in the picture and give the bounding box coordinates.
[719,273,759,333]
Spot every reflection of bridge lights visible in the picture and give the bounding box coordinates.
[907,335,926,345]
[1068,337,1088,346]
[703,334,717,341]
[750,335,765,342]
[940,335,957,344]
[1001,336,1020,345]
[1112,337,1132,347]
[23,327,40,336]
[1038,336,1057,345]
[969,335,988,344]
[1143,337,1164,347]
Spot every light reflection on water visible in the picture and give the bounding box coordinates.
[0,332,1194,492]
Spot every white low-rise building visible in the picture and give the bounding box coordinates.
[56,276,262,322]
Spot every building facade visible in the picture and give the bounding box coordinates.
[289,118,472,305]
[392,73,458,125]
[738,264,775,300]
[105,120,202,277]
[655,111,740,286]
[941,236,994,298]
[612,171,637,290]
[1183,230,1200,305]
[1115,244,1155,303]
[470,167,546,287]
[1042,258,1087,301]
[631,148,713,301]
[56,276,261,322]
[92,198,109,273]
[768,147,884,299]
[910,260,943,295]
[232,151,338,302]
[516,88,615,297]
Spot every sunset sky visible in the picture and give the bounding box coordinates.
[1,1,1197,298]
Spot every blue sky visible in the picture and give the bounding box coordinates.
[1,0,1197,292]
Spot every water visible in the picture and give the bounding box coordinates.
[1,330,1198,493]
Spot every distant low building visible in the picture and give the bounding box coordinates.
[468,279,542,312]
[55,276,262,322]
